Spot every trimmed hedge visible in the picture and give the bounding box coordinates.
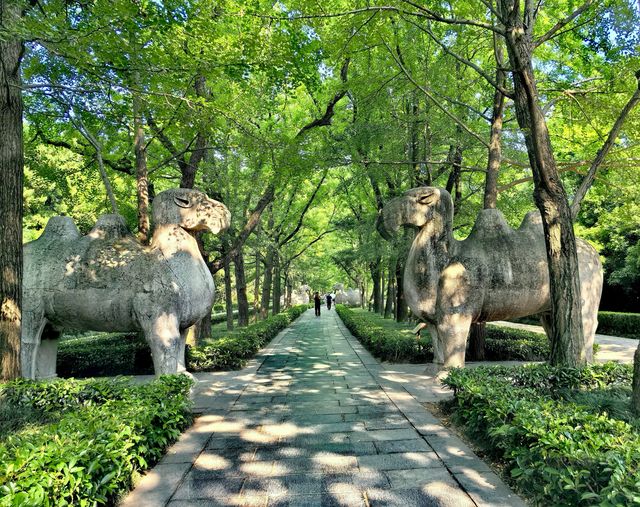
[485,325,549,361]
[335,305,432,362]
[58,333,153,378]
[57,306,307,377]
[187,305,308,371]
[336,306,553,363]
[0,375,193,506]
[210,307,257,325]
[442,364,640,505]
[597,311,640,339]
[511,311,640,339]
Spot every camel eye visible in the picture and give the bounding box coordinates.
[174,196,193,208]
[417,194,435,205]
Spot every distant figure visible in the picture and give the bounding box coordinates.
[314,292,321,316]
[330,292,336,307]
[326,293,332,310]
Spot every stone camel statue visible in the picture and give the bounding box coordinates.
[21,188,230,378]
[377,187,603,368]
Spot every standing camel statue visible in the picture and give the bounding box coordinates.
[21,188,230,378]
[377,187,602,368]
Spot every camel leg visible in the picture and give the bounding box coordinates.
[20,303,47,379]
[35,325,61,379]
[580,266,602,363]
[141,312,182,376]
[425,322,445,364]
[437,313,473,368]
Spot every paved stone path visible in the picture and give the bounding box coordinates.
[123,309,525,507]
[493,320,637,363]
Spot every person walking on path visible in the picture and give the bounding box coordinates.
[326,293,333,310]
[313,291,321,316]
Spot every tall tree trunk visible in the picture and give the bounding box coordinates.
[501,0,586,365]
[370,260,382,313]
[380,266,386,314]
[132,87,150,241]
[632,342,640,414]
[253,245,261,319]
[467,323,486,361]
[0,5,24,380]
[483,40,506,210]
[272,255,281,314]
[395,259,408,322]
[384,265,395,319]
[261,248,274,318]
[469,44,507,360]
[235,249,249,327]
[73,120,118,213]
[224,247,234,331]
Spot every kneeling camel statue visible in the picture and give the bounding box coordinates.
[377,187,602,368]
[22,188,230,378]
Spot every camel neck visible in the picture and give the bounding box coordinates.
[151,224,202,260]
[404,217,453,321]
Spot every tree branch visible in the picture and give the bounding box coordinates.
[571,70,640,219]
[385,39,489,149]
[209,183,276,274]
[296,59,351,138]
[279,172,328,246]
[535,0,594,48]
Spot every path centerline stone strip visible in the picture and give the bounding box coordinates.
[122,309,526,507]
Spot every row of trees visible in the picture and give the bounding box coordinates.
[2,0,639,379]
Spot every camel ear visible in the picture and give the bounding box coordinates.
[417,192,436,205]
[174,195,193,208]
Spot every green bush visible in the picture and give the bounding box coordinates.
[441,364,640,505]
[0,375,193,506]
[597,311,640,339]
[57,333,153,378]
[510,311,640,339]
[187,305,308,371]
[485,325,550,361]
[335,305,432,362]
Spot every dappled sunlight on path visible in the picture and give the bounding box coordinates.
[122,309,525,507]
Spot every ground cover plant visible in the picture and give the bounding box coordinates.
[0,375,193,506]
[187,304,308,371]
[336,306,553,362]
[441,363,640,505]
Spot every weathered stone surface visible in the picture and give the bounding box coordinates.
[378,186,603,368]
[21,188,230,378]
[334,284,361,307]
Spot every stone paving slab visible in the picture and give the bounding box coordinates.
[122,309,525,506]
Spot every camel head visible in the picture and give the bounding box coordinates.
[377,187,453,240]
[152,188,231,234]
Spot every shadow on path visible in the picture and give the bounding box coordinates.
[122,309,525,507]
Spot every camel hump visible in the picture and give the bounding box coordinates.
[88,214,133,241]
[518,211,544,232]
[39,216,81,241]
[468,209,514,238]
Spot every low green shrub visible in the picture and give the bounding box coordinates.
[335,305,432,362]
[485,325,549,361]
[57,333,153,378]
[441,364,640,505]
[210,307,257,325]
[187,304,308,371]
[597,311,640,339]
[0,375,193,506]
[510,311,640,339]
